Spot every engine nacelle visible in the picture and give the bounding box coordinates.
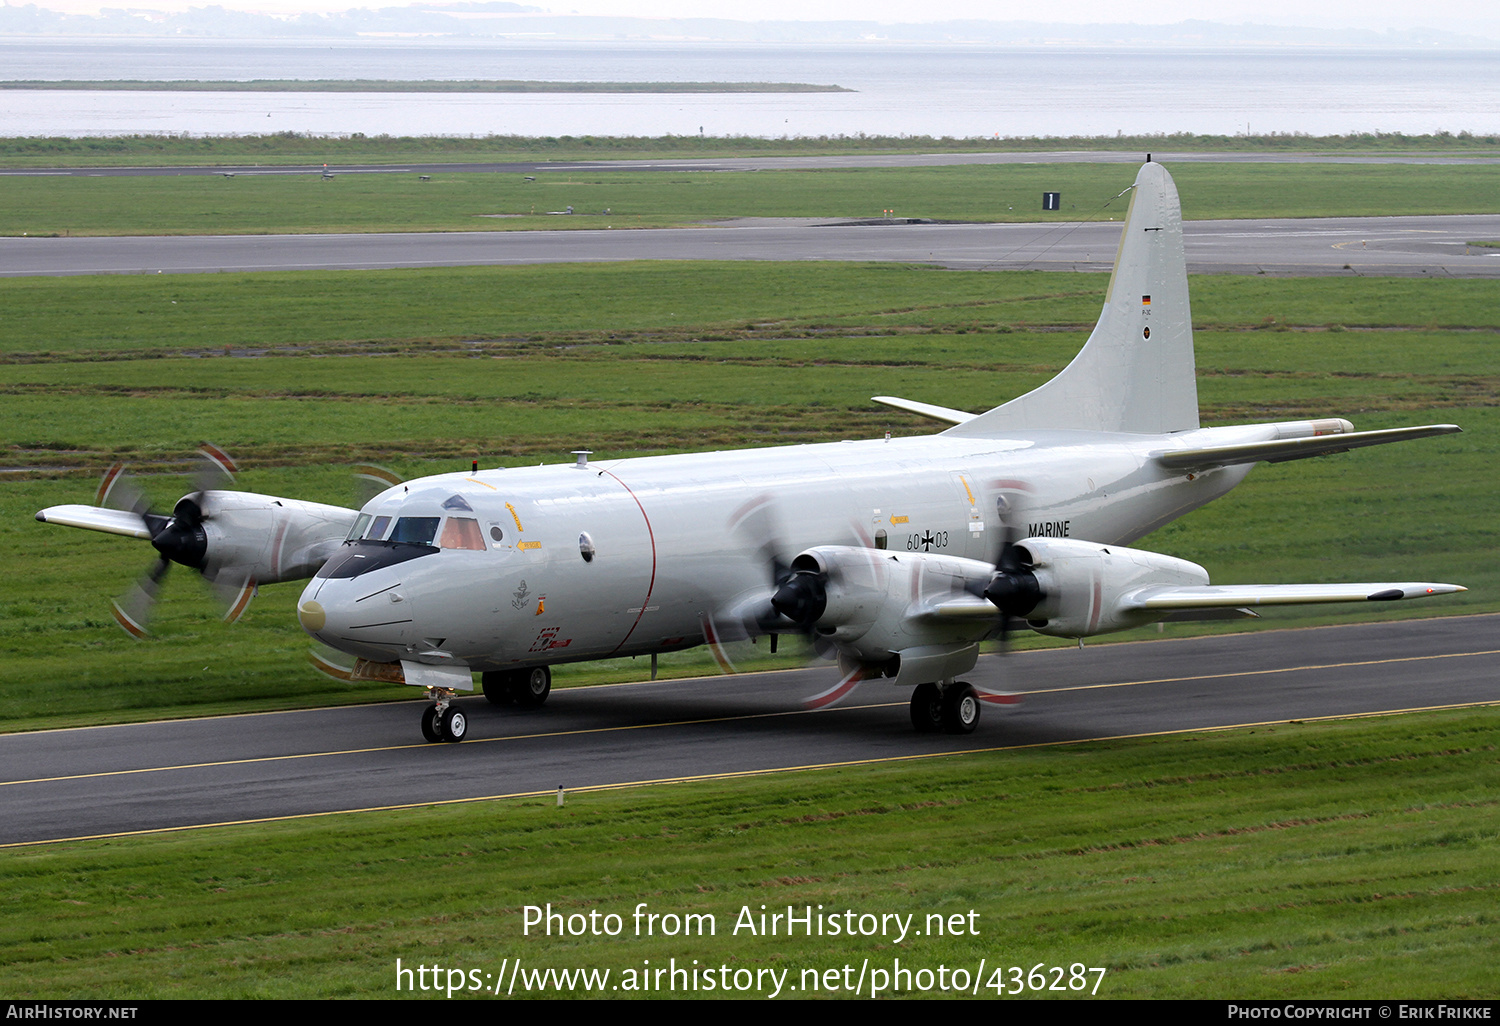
[782,545,999,668]
[1017,537,1209,638]
[196,492,360,585]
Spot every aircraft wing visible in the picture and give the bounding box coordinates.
[1125,582,1466,610]
[35,504,154,539]
[871,395,976,425]
[1153,424,1461,472]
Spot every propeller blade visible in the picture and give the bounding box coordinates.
[802,665,864,710]
[700,613,741,674]
[194,443,237,494]
[308,644,357,682]
[975,686,1022,705]
[110,556,170,639]
[354,463,403,505]
[95,462,147,515]
[212,573,257,624]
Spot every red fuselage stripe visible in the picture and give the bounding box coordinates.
[601,470,657,656]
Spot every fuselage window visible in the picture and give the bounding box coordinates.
[390,516,441,546]
[367,515,393,540]
[346,513,371,542]
[440,517,486,551]
[875,529,888,550]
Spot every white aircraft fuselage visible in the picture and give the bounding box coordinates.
[297,423,1266,675]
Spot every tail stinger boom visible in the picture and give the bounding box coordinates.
[946,160,1199,438]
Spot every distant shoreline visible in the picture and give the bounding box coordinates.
[0,79,852,94]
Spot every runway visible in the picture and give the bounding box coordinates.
[2,614,1495,848]
[7,214,1500,279]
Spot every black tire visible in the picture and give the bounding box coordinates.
[420,706,442,743]
[440,706,468,743]
[511,666,551,709]
[481,671,515,706]
[909,682,943,733]
[941,682,980,735]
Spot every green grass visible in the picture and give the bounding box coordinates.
[2,263,1496,360]
[2,130,1499,168]
[2,709,1495,998]
[7,162,1500,237]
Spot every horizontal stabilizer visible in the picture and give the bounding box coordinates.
[1154,425,1462,472]
[1126,582,1466,610]
[35,504,153,539]
[871,395,976,425]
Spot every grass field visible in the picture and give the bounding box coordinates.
[3,130,1499,168]
[6,162,1500,237]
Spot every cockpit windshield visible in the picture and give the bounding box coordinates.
[349,492,493,553]
[345,513,371,542]
[389,516,441,546]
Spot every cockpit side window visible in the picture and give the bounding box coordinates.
[346,513,371,542]
[439,517,485,551]
[390,517,441,545]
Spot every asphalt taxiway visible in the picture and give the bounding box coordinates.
[6,214,1500,278]
[2,614,1494,847]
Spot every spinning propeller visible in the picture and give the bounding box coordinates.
[717,496,847,704]
[954,511,1037,706]
[976,523,1045,652]
[100,445,253,638]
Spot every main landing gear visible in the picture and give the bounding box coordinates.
[420,687,467,743]
[481,666,552,709]
[910,681,980,735]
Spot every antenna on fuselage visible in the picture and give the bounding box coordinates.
[572,450,592,469]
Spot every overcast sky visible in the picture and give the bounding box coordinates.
[24,0,1500,36]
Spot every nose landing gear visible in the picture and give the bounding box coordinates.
[420,687,468,743]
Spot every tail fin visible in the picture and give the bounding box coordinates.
[945,161,1199,437]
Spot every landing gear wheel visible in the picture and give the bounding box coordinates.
[941,682,980,735]
[910,682,944,733]
[420,706,442,743]
[481,671,515,706]
[510,666,551,709]
[440,706,468,743]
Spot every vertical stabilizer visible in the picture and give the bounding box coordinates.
[945,161,1199,437]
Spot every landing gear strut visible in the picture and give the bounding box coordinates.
[421,687,467,743]
[910,681,979,735]
[481,666,552,709]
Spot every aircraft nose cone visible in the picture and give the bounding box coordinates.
[298,599,327,634]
